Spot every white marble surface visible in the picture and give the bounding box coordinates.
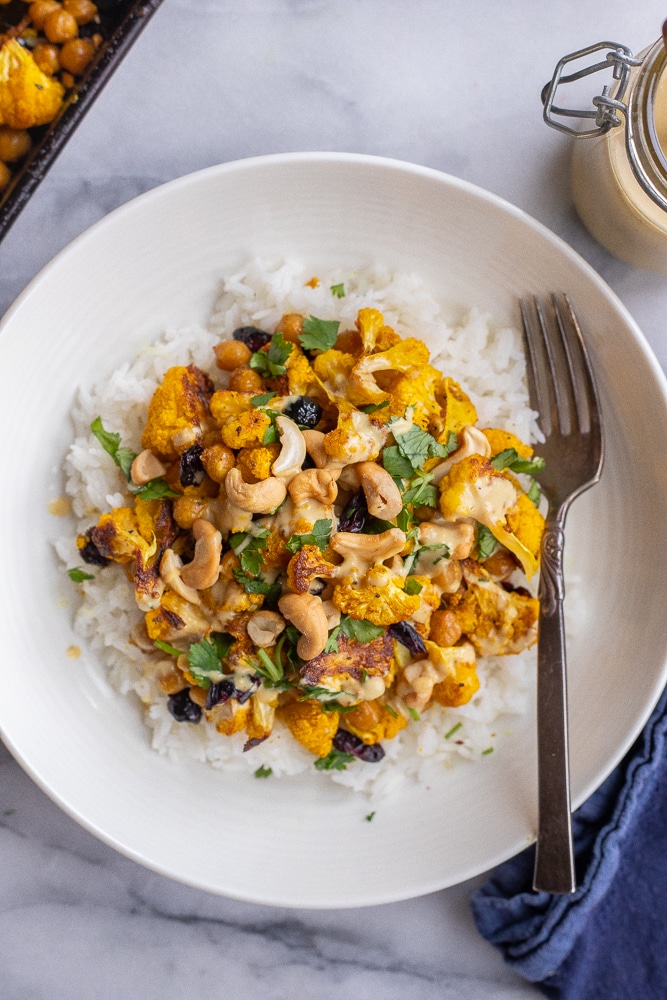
[2,1,667,996]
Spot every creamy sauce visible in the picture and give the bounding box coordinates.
[66,645,81,659]
[457,475,516,525]
[48,496,72,517]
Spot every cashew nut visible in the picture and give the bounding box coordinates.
[302,429,329,469]
[418,520,475,560]
[130,449,167,485]
[160,548,201,604]
[321,599,341,630]
[247,610,286,648]
[278,592,329,660]
[271,416,307,483]
[430,425,491,483]
[357,461,403,519]
[329,527,406,578]
[225,467,287,514]
[288,468,338,506]
[180,518,222,590]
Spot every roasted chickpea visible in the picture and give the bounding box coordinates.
[276,312,303,344]
[213,339,252,371]
[0,127,32,162]
[0,161,11,192]
[62,0,98,23]
[43,7,78,42]
[200,444,235,484]
[483,548,518,580]
[59,36,94,74]
[28,0,61,29]
[429,609,463,648]
[228,366,263,393]
[172,496,208,531]
[32,41,61,75]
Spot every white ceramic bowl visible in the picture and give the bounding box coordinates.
[1,153,667,908]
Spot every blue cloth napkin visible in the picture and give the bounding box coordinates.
[471,684,667,1000]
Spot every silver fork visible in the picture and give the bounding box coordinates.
[520,293,604,894]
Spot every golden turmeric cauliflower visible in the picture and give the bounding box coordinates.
[448,564,539,656]
[279,699,339,757]
[436,378,478,439]
[323,403,387,463]
[0,39,64,129]
[482,427,534,459]
[356,307,401,353]
[332,565,421,627]
[141,365,213,460]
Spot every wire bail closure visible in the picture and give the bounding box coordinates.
[541,41,643,138]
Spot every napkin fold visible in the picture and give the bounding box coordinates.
[470,684,667,1000]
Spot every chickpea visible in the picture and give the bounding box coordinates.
[0,1,15,6]
[276,312,303,344]
[483,548,518,581]
[43,7,78,42]
[62,0,98,24]
[172,496,208,531]
[228,366,263,393]
[213,339,251,371]
[28,0,61,29]
[0,127,32,162]
[0,161,11,192]
[60,70,75,89]
[429,609,463,648]
[59,36,94,74]
[200,444,235,484]
[33,41,61,75]
[344,700,382,731]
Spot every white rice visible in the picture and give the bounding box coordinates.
[58,259,546,800]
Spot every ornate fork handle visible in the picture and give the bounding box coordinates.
[533,506,576,893]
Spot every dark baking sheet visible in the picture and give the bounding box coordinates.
[0,0,164,244]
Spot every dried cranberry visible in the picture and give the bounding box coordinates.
[233,326,272,353]
[205,678,236,710]
[236,676,261,705]
[78,529,111,567]
[284,396,323,429]
[167,689,202,723]
[179,444,204,487]
[333,729,385,762]
[243,735,269,752]
[388,621,427,656]
[337,490,369,533]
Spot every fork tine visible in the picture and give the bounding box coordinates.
[520,297,555,437]
[552,293,603,456]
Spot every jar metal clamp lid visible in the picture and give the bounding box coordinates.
[542,39,667,214]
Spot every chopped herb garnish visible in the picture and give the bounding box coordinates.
[404,577,423,596]
[233,568,281,603]
[254,765,273,778]
[388,417,453,472]
[285,518,332,554]
[90,416,136,481]
[229,528,270,575]
[476,523,497,560]
[382,444,415,481]
[339,616,385,643]
[490,448,546,475]
[407,707,421,722]
[323,626,340,653]
[153,639,184,657]
[482,747,494,755]
[187,633,235,688]
[255,644,284,683]
[527,478,541,506]
[250,391,278,407]
[385,704,399,719]
[445,722,462,739]
[361,400,390,414]
[67,567,94,582]
[401,470,438,508]
[365,811,376,822]
[298,315,340,353]
[330,283,345,298]
[130,478,179,500]
[314,748,355,771]
[249,332,293,377]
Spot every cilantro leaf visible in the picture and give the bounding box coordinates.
[382,445,415,481]
[389,421,450,471]
[285,518,332,554]
[130,478,179,500]
[339,616,385,643]
[251,391,278,407]
[229,528,270,575]
[187,633,235,688]
[249,332,293,377]
[476,523,497,560]
[67,567,94,582]
[254,765,273,778]
[255,645,284,683]
[330,283,345,298]
[298,316,340,352]
[404,578,423,596]
[401,470,438,508]
[366,811,376,822]
[323,626,340,653]
[233,568,280,602]
[314,748,355,771]
[490,448,546,475]
[361,399,390,414]
[527,478,541,506]
[90,417,137,481]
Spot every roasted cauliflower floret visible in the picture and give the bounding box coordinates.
[323,404,387,463]
[141,365,213,460]
[356,307,401,354]
[347,338,431,406]
[397,640,478,711]
[145,590,212,643]
[279,699,339,757]
[449,564,539,657]
[312,349,356,398]
[285,344,324,399]
[375,365,446,431]
[287,544,336,594]
[332,565,421,627]
[236,443,281,482]
[436,377,478,439]
[342,699,407,745]
[300,631,394,695]
[219,409,272,450]
[0,39,64,129]
[438,454,544,578]
[482,427,534,459]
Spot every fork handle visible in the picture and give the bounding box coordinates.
[533,511,576,894]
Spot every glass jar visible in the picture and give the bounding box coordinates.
[543,38,667,272]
